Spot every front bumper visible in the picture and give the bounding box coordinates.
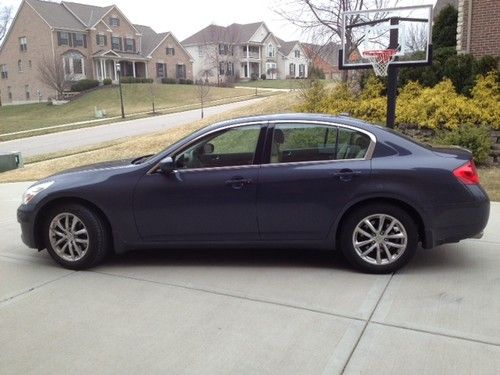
[17,205,38,249]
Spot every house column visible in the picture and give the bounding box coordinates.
[101,59,106,79]
[132,62,136,78]
[246,44,250,78]
[114,60,118,81]
[145,62,149,79]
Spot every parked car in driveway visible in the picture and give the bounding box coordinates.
[17,114,490,273]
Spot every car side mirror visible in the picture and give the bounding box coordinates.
[158,156,175,174]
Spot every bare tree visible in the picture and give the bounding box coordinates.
[275,0,397,81]
[405,23,427,53]
[38,55,68,100]
[196,69,212,119]
[0,4,12,43]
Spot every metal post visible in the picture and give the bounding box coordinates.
[117,63,125,119]
[386,18,399,129]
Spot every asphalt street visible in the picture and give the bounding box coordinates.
[1,182,499,374]
[0,97,266,158]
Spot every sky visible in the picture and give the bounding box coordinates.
[2,0,437,42]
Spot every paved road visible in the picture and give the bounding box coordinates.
[1,182,499,373]
[0,97,266,158]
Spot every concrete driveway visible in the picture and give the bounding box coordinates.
[0,97,266,158]
[1,182,499,374]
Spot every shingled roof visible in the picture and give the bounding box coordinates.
[277,38,299,56]
[27,0,86,30]
[62,1,113,28]
[182,22,265,45]
[134,24,170,56]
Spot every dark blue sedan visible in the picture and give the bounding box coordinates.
[17,114,490,273]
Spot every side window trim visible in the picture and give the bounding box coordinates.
[266,120,376,165]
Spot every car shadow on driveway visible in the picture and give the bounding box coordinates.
[101,247,353,271]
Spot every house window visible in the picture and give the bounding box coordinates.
[289,63,296,76]
[7,86,12,100]
[299,64,305,77]
[219,62,225,75]
[28,60,32,68]
[268,43,274,58]
[96,34,107,47]
[294,49,300,58]
[218,44,232,55]
[74,33,85,47]
[19,37,27,52]
[63,52,85,78]
[1,64,8,79]
[110,17,120,27]
[156,63,166,78]
[58,32,69,46]
[112,37,122,51]
[198,46,203,57]
[226,62,234,76]
[176,64,186,79]
[25,85,30,100]
[18,60,22,72]
[125,38,135,52]
[166,47,175,56]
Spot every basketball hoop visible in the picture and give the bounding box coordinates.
[362,49,397,77]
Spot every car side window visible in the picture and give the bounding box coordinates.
[174,125,261,169]
[336,128,370,160]
[270,123,338,163]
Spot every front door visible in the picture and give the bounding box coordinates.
[257,122,373,240]
[133,124,264,241]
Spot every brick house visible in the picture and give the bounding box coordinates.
[302,42,341,80]
[181,22,310,82]
[0,0,193,104]
[456,0,500,58]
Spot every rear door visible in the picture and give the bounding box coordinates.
[257,122,373,240]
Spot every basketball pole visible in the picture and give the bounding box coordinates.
[386,18,399,129]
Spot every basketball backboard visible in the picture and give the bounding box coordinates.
[339,5,433,70]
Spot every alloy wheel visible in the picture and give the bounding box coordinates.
[49,212,89,262]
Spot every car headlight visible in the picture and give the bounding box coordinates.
[22,181,54,205]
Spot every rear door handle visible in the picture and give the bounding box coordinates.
[333,169,362,181]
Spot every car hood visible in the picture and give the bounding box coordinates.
[49,158,135,178]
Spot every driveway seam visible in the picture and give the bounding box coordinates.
[0,271,77,306]
[370,320,500,347]
[91,270,366,323]
[340,272,395,374]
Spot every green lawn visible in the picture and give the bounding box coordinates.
[0,84,261,136]
[237,79,306,89]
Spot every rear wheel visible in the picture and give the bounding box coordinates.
[340,204,418,273]
[43,203,110,270]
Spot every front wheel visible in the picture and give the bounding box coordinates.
[340,204,418,273]
[43,203,110,270]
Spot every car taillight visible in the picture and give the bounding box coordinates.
[453,160,479,185]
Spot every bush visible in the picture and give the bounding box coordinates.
[161,78,176,84]
[185,79,193,85]
[432,4,458,49]
[250,73,259,81]
[103,78,112,85]
[308,65,326,80]
[436,124,492,165]
[119,77,153,84]
[260,74,267,80]
[71,79,99,92]
[178,78,186,84]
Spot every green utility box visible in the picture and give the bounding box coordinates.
[0,152,23,172]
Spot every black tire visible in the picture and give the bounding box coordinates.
[339,203,418,274]
[43,203,111,270]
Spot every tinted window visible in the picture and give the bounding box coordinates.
[271,124,337,163]
[336,128,370,160]
[175,125,261,169]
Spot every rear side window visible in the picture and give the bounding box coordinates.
[270,123,371,163]
[336,128,371,160]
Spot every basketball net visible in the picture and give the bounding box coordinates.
[362,49,397,77]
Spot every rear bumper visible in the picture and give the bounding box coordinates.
[424,186,490,248]
[17,205,38,249]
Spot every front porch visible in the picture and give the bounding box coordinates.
[241,61,261,79]
[93,57,148,83]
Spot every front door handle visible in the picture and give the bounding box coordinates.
[225,176,253,189]
[332,169,362,182]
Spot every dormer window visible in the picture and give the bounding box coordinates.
[19,37,27,52]
[110,17,120,27]
[294,49,300,58]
